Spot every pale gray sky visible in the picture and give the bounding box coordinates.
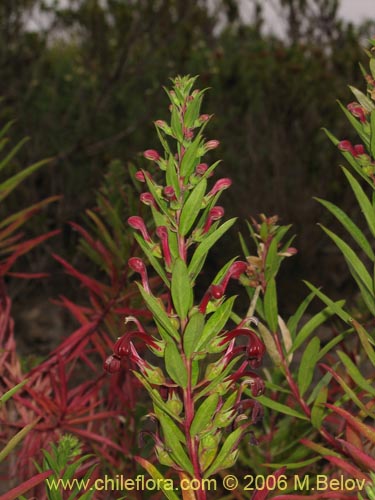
[238,0,375,37]
[339,0,375,23]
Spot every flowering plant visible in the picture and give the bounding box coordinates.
[104,76,266,498]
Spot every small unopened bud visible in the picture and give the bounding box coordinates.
[163,186,176,200]
[205,140,220,151]
[199,114,211,122]
[135,170,146,182]
[354,144,366,156]
[104,354,122,373]
[144,149,160,161]
[184,127,194,140]
[347,102,367,123]
[196,163,208,175]
[140,192,157,209]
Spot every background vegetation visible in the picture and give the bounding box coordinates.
[1,0,374,340]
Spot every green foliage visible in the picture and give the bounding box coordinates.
[35,434,96,500]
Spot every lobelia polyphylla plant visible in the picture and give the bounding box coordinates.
[104,76,266,499]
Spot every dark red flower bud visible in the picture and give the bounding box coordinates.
[163,186,176,200]
[338,140,356,157]
[144,149,160,161]
[199,284,225,313]
[210,284,224,299]
[140,192,157,209]
[104,354,122,373]
[347,102,367,123]
[199,114,211,122]
[128,216,152,243]
[135,170,146,182]
[354,144,366,156]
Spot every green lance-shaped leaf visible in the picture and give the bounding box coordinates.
[135,457,180,500]
[264,277,278,332]
[311,386,328,429]
[252,394,309,420]
[265,238,281,281]
[183,311,205,358]
[338,101,370,148]
[189,218,237,280]
[165,341,188,388]
[343,168,375,239]
[196,296,236,351]
[171,257,193,319]
[0,421,38,463]
[297,337,320,396]
[315,197,375,261]
[0,158,50,203]
[184,89,206,128]
[134,233,169,286]
[320,224,374,292]
[292,302,341,353]
[303,281,351,324]
[287,291,315,339]
[166,154,179,196]
[137,284,179,341]
[349,85,375,112]
[371,110,375,159]
[0,379,28,407]
[352,319,375,367]
[179,178,207,236]
[337,350,375,397]
[158,413,194,475]
[203,426,243,478]
[190,393,219,436]
[180,132,203,178]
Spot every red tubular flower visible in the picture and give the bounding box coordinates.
[128,257,151,293]
[228,368,265,396]
[235,399,264,424]
[203,206,224,233]
[199,284,224,313]
[113,331,160,357]
[140,192,158,209]
[156,226,172,268]
[219,261,248,292]
[219,327,265,368]
[144,149,161,161]
[128,216,152,243]
[207,178,232,197]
